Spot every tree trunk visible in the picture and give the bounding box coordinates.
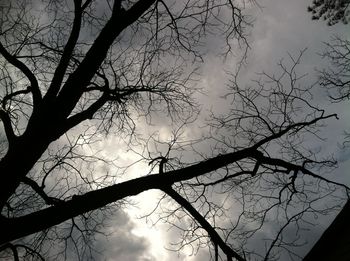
[304,200,350,261]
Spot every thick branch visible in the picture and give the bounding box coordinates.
[44,0,83,100]
[163,187,245,261]
[61,93,109,134]
[253,153,350,191]
[56,0,157,119]
[1,87,31,109]
[0,147,255,244]
[0,110,16,144]
[0,43,42,106]
[1,146,344,246]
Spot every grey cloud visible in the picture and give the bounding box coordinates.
[93,210,155,261]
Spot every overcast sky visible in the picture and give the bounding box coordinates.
[1,0,349,260]
[87,0,350,260]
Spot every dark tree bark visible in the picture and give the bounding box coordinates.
[304,200,350,261]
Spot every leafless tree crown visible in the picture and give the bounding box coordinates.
[0,1,348,261]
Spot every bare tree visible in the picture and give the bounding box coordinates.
[0,1,348,260]
[318,35,350,147]
[319,36,350,102]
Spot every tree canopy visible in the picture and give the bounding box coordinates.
[0,0,349,260]
[308,0,350,25]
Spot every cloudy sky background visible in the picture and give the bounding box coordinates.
[87,0,350,260]
[1,0,349,260]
